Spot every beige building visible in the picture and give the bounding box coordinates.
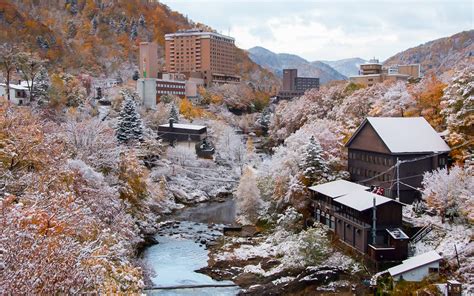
[139,42,159,79]
[350,59,421,87]
[165,29,240,87]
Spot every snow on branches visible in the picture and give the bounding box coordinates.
[116,90,144,143]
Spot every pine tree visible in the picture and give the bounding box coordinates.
[32,66,50,102]
[139,14,146,27]
[129,20,138,40]
[257,108,271,134]
[116,91,144,143]
[300,136,329,184]
[169,104,179,123]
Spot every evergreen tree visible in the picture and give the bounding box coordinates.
[32,66,50,102]
[257,108,271,134]
[300,136,329,184]
[129,20,138,40]
[116,91,144,143]
[169,104,179,123]
[132,70,139,81]
[139,14,146,27]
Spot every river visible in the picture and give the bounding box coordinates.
[143,199,240,296]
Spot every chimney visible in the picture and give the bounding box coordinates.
[169,118,174,128]
[372,197,377,245]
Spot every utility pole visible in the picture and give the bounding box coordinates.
[372,197,376,245]
[396,157,400,201]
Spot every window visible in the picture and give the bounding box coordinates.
[428,267,439,273]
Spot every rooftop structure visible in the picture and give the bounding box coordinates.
[333,190,402,212]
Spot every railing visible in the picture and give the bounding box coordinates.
[410,223,433,244]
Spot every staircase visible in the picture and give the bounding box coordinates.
[408,223,434,256]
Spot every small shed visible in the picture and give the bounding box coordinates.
[158,122,207,143]
[0,83,29,105]
[388,250,442,282]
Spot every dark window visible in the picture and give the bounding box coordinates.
[428,267,439,273]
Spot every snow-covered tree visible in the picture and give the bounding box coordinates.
[299,136,330,185]
[256,108,271,135]
[169,103,179,123]
[32,66,50,103]
[236,166,263,224]
[116,91,144,143]
[440,65,474,163]
[50,73,86,107]
[129,20,138,40]
[422,165,474,222]
[139,14,146,27]
[15,52,46,102]
[369,81,415,117]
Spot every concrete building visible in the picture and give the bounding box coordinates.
[388,250,442,283]
[165,29,240,87]
[0,83,29,105]
[345,117,451,203]
[350,59,421,87]
[278,69,319,100]
[139,42,159,79]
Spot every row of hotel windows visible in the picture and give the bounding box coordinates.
[349,166,392,181]
[157,84,185,89]
[157,90,184,95]
[349,152,395,166]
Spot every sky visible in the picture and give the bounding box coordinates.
[160,0,473,61]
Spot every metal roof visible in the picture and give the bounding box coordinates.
[159,123,206,131]
[333,190,401,212]
[346,117,451,154]
[388,250,442,276]
[309,179,369,199]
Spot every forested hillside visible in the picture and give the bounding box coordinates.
[384,30,474,76]
[0,0,278,87]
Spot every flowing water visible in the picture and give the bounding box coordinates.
[143,199,240,296]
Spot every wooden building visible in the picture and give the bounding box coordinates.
[309,180,409,263]
[345,117,451,204]
[158,121,207,144]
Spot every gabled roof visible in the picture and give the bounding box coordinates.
[345,117,451,154]
[309,180,369,199]
[388,250,442,276]
[333,190,402,212]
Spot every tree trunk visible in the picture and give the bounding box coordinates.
[6,68,10,102]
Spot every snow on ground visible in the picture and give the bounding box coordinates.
[404,205,474,294]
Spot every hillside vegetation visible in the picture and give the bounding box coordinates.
[384,30,474,76]
[0,0,278,87]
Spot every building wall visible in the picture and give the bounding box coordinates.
[282,69,297,90]
[392,261,440,282]
[397,65,421,79]
[165,31,237,86]
[156,80,186,101]
[295,77,319,92]
[350,75,383,87]
[139,42,159,79]
[137,79,157,109]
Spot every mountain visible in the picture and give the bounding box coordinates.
[321,58,366,77]
[248,46,347,84]
[0,0,278,88]
[384,30,474,75]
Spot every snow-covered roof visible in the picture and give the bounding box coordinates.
[386,228,409,240]
[0,83,28,90]
[347,117,451,154]
[309,180,369,199]
[159,123,206,131]
[388,250,442,276]
[333,190,400,212]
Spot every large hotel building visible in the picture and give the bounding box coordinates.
[164,29,240,87]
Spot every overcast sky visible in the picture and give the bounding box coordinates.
[160,0,473,61]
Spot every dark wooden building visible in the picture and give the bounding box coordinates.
[158,122,207,144]
[345,117,450,204]
[309,180,408,263]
